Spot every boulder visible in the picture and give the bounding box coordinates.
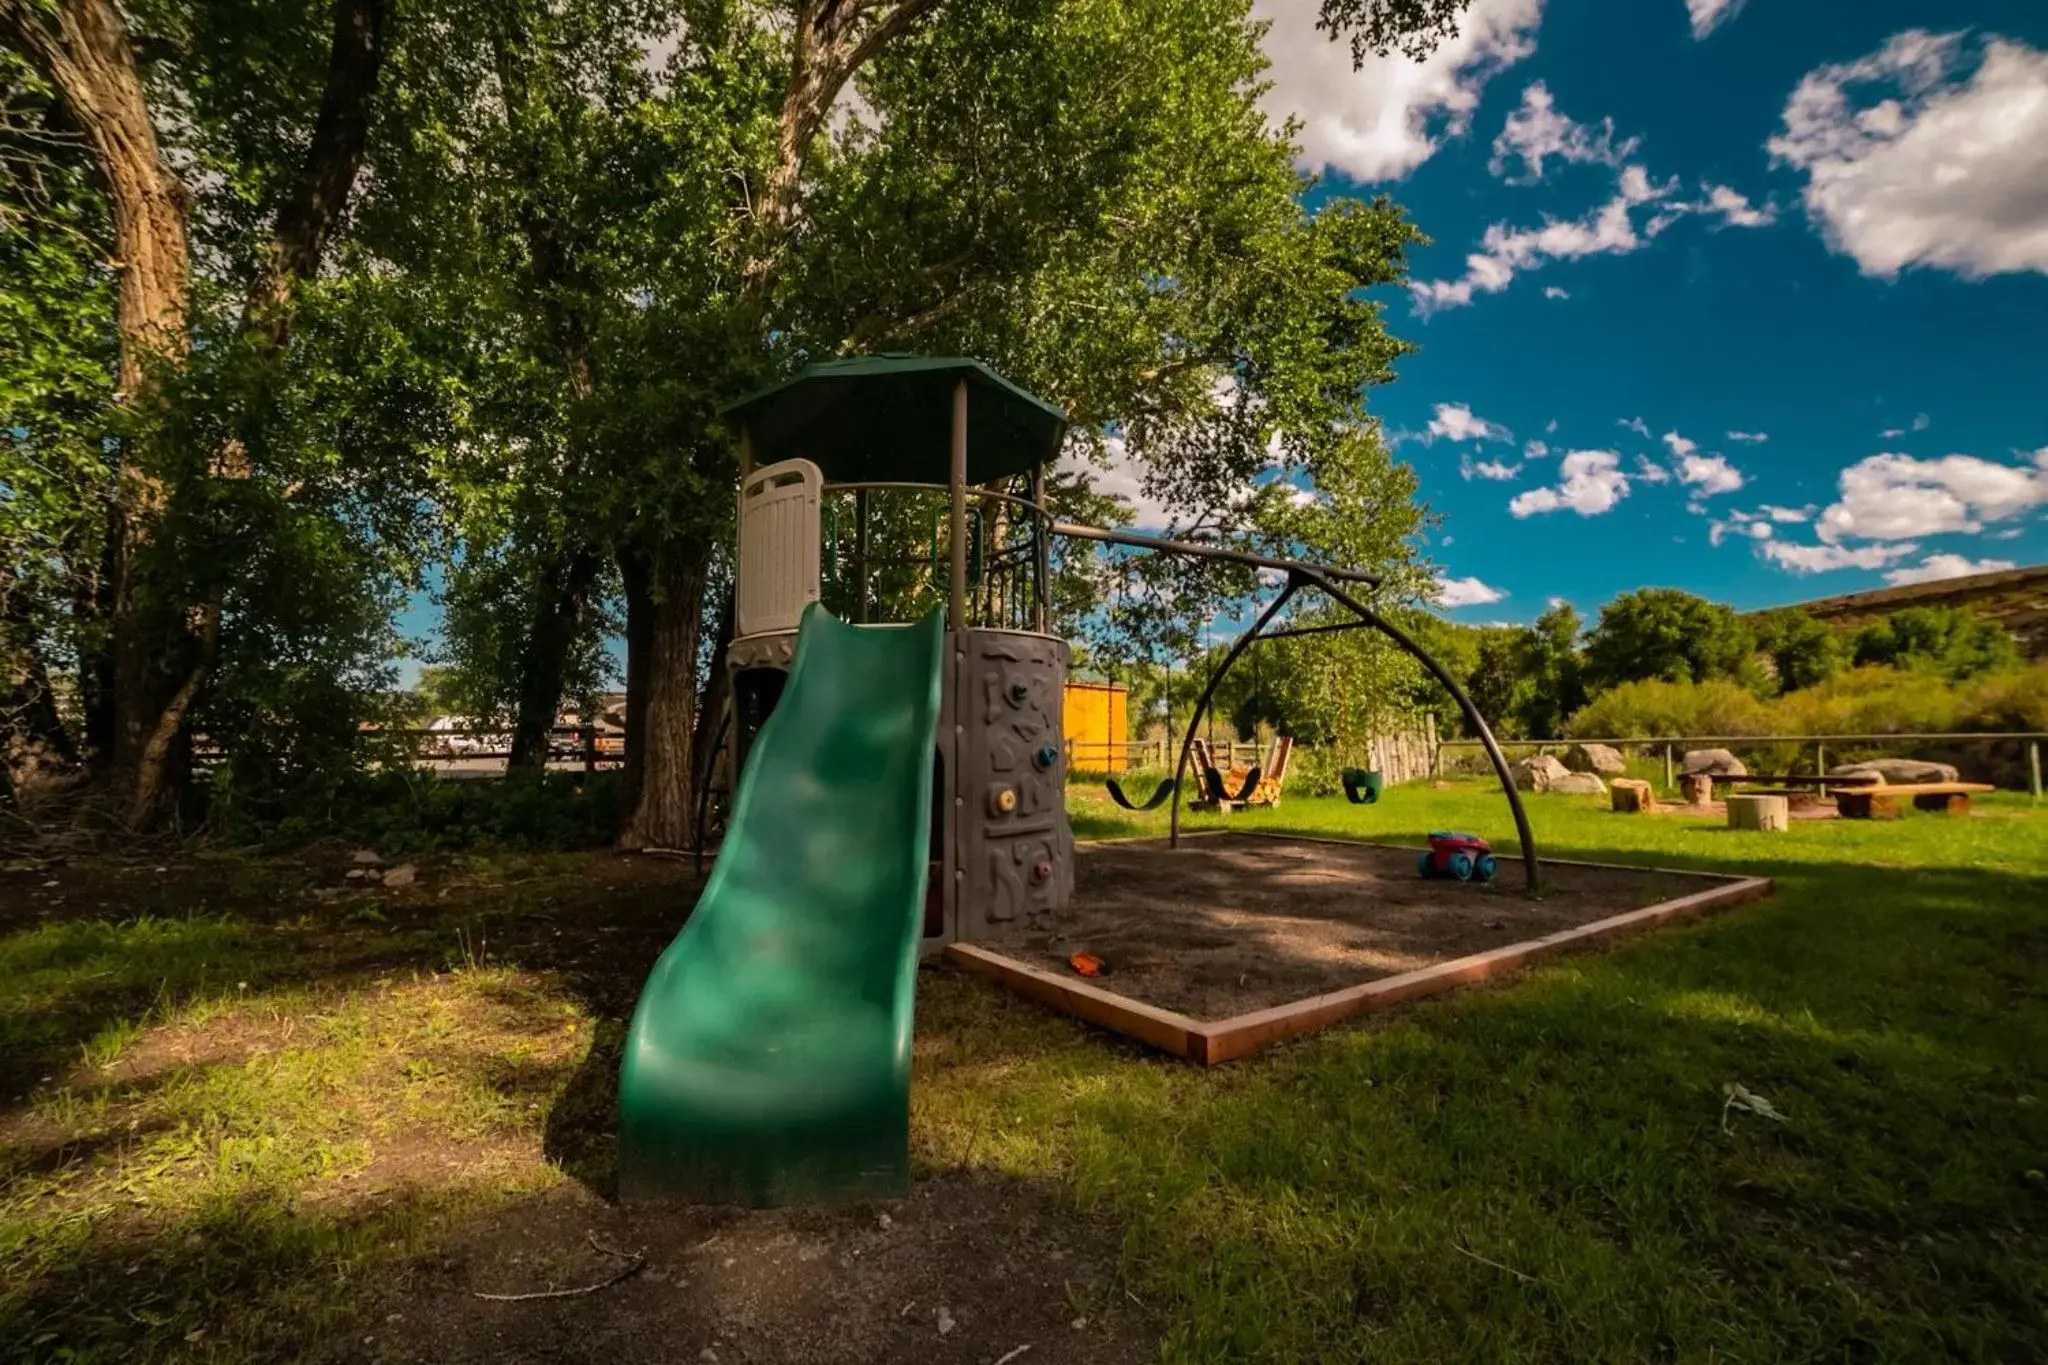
[1510,754,1572,792]
[1550,772,1608,797]
[1680,748,1747,777]
[1565,742,1628,776]
[1827,758,1959,785]
[380,863,418,890]
[1611,777,1657,813]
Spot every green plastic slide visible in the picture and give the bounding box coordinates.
[617,603,946,1207]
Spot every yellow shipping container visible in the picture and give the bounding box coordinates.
[1062,681,1129,773]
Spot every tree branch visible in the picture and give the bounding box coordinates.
[242,0,390,349]
[842,0,947,75]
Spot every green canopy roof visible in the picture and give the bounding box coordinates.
[720,356,1068,486]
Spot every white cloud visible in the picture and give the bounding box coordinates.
[1523,439,1550,458]
[1414,81,1781,313]
[1467,457,1523,481]
[1913,413,1932,432]
[1762,504,1814,522]
[1619,416,1652,437]
[1699,182,1778,228]
[1255,0,1545,183]
[1814,449,2048,542]
[1434,575,1509,607]
[1543,285,1570,299]
[1769,31,2048,280]
[1414,163,1681,312]
[1687,0,1746,41]
[1761,540,1921,573]
[1678,452,1746,495]
[1509,449,1630,517]
[1708,515,1775,547]
[1545,419,1559,434]
[1880,428,1906,439]
[1633,455,1672,484]
[1882,553,2019,586]
[1058,433,1178,529]
[1488,81,1635,182]
[1427,402,1513,443]
[1727,430,1769,443]
[1662,430,1699,459]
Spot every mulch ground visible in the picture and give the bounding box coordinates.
[983,833,1709,1020]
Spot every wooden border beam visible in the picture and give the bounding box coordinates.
[947,854,1773,1066]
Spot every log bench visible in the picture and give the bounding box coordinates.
[1835,782,1994,819]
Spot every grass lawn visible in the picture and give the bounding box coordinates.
[4,782,2046,1362]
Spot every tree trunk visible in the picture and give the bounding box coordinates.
[616,540,654,814]
[69,508,119,773]
[691,588,734,804]
[121,0,391,824]
[507,548,602,771]
[0,0,190,399]
[4,0,388,828]
[3,0,193,826]
[618,547,708,850]
[1,570,77,803]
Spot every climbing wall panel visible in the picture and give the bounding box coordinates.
[953,630,1075,941]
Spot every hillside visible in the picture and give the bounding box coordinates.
[1757,563,2048,660]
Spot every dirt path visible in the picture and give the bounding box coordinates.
[320,1172,1151,1365]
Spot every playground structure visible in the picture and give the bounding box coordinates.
[618,355,1548,1206]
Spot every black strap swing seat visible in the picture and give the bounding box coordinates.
[1202,763,1263,805]
[1104,775,1177,811]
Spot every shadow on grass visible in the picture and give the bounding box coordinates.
[903,855,2048,1363]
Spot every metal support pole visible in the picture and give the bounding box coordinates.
[949,381,969,629]
[1815,741,1826,780]
[853,488,870,624]
[735,423,754,581]
[1170,581,1301,848]
[1030,466,1049,634]
[2031,740,2043,803]
[1305,573,1542,895]
[1663,743,1674,792]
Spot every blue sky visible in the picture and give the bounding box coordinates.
[1253,0,2048,622]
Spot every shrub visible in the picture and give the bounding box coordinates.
[1772,665,1970,736]
[1565,678,1773,739]
[1566,661,2048,742]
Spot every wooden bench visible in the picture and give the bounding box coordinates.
[1679,771,1876,805]
[1835,782,1994,819]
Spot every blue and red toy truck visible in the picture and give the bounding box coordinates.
[1419,831,1498,883]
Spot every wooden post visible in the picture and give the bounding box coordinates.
[1727,793,1789,832]
[949,379,968,629]
[1663,743,1674,792]
[2031,740,2043,803]
[1815,740,1826,779]
[582,721,596,775]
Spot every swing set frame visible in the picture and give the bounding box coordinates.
[1058,522,1542,894]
